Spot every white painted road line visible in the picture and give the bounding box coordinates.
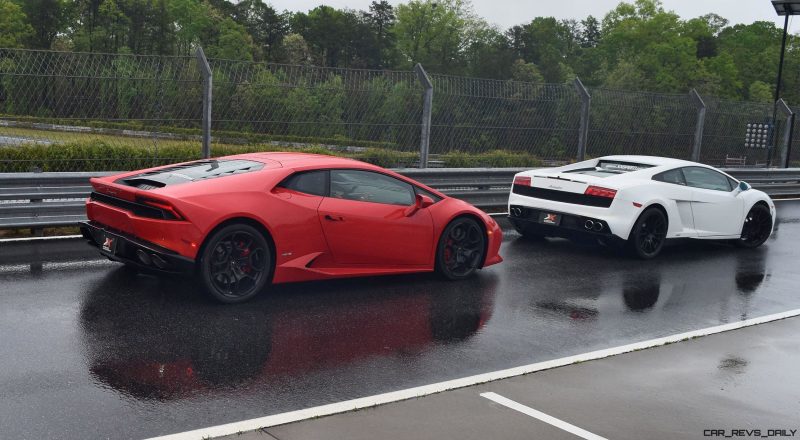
[0,234,82,243]
[481,392,607,440]
[144,308,800,440]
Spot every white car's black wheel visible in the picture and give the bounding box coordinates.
[199,223,272,303]
[436,217,486,280]
[736,204,772,249]
[628,208,667,259]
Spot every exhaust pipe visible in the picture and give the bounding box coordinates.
[151,254,168,269]
[584,220,594,230]
[593,222,603,232]
[136,249,152,266]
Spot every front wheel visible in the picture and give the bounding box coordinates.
[736,204,772,249]
[199,223,272,304]
[627,208,668,259]
[436,217,486,280]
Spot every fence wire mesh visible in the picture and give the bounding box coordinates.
[701,98,776,168]
[207,59,423,155]
[0,48,203,171]
[586,89,696,160]
[1,48,798,173]
[429,74,581,164]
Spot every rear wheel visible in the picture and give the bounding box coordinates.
[628,208,668,259]
[736,204,772,249]
[199,223,272,304]
[436,217,486,280]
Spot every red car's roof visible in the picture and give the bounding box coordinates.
[234,152,371,169]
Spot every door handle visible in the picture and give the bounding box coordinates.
[324,214,344,222]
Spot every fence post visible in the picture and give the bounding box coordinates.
[195,47,213,159]
[776,99,794,168]
[573,77,590,161]
[689,89,706,162]
[414,63,433,169]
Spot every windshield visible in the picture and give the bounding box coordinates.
[565,160,654,178]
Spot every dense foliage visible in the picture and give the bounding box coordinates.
[0,0,796,102]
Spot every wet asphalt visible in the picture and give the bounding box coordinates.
[1,201,799,440]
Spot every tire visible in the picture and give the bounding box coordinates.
[435,217,487,280]
[735,204,772,249]
[199,223,272,304]
[627,208,668,259]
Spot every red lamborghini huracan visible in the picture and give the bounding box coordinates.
[80,153,503,303]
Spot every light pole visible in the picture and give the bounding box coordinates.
[769,1,799,166]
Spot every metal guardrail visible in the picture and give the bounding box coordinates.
[1,168,799,230]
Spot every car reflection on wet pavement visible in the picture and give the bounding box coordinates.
[0,202,798,440]
[79,269,495,402]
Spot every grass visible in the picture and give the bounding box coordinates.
[0,127,546,172]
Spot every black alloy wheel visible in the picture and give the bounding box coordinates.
[436,217,486,280]
[200,223,272,303]
[629,208,668,259]
[736,204,772,249]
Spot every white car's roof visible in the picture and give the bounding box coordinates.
[599,155,697,168]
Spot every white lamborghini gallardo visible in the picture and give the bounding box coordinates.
[508,156,776,258]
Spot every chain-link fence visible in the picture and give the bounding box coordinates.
[587,89,697,160]
[0,48,204,171]
[1,47,798,172]
[701,98,775,167]
[209,59,422,153]
[429,75,581,163]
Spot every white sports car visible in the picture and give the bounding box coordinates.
[508,155,776,258]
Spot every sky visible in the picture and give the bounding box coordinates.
[264,0,800,32]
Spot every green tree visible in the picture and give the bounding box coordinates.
[13,0,70,49]
[581,15,601,48]
[281,33,311,65]
[0,0,33,48]
[748,81,773,102]
[393,0,487,73]
[363,1,397,67]
[510,59,544,83]
[234,0,289,61]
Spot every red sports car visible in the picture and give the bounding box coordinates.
[80,153,503,302]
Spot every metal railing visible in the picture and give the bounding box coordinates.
[2,169,799,231]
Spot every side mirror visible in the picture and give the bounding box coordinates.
[738,181,751,192]
[417,194,435,209]
[405,194,434,216]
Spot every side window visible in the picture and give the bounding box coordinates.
[653,168,686,186]
[279,170,328,196]
[330,170,415,205]
[682,167,733,192]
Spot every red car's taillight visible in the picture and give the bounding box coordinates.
[584,186,617,199]
[136,197,185,221]
[513,176,531,186]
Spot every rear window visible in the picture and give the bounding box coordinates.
[565,160,654,178]
[117,159,264,188]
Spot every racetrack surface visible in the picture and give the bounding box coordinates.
[1,201,799,440]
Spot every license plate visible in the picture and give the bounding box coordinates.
[101,234,117,254]
[539,212,561,225]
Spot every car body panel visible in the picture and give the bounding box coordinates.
[509,155,775,243]
[84,153,502,284]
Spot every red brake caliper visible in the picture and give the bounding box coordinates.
[239,241,251,273]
